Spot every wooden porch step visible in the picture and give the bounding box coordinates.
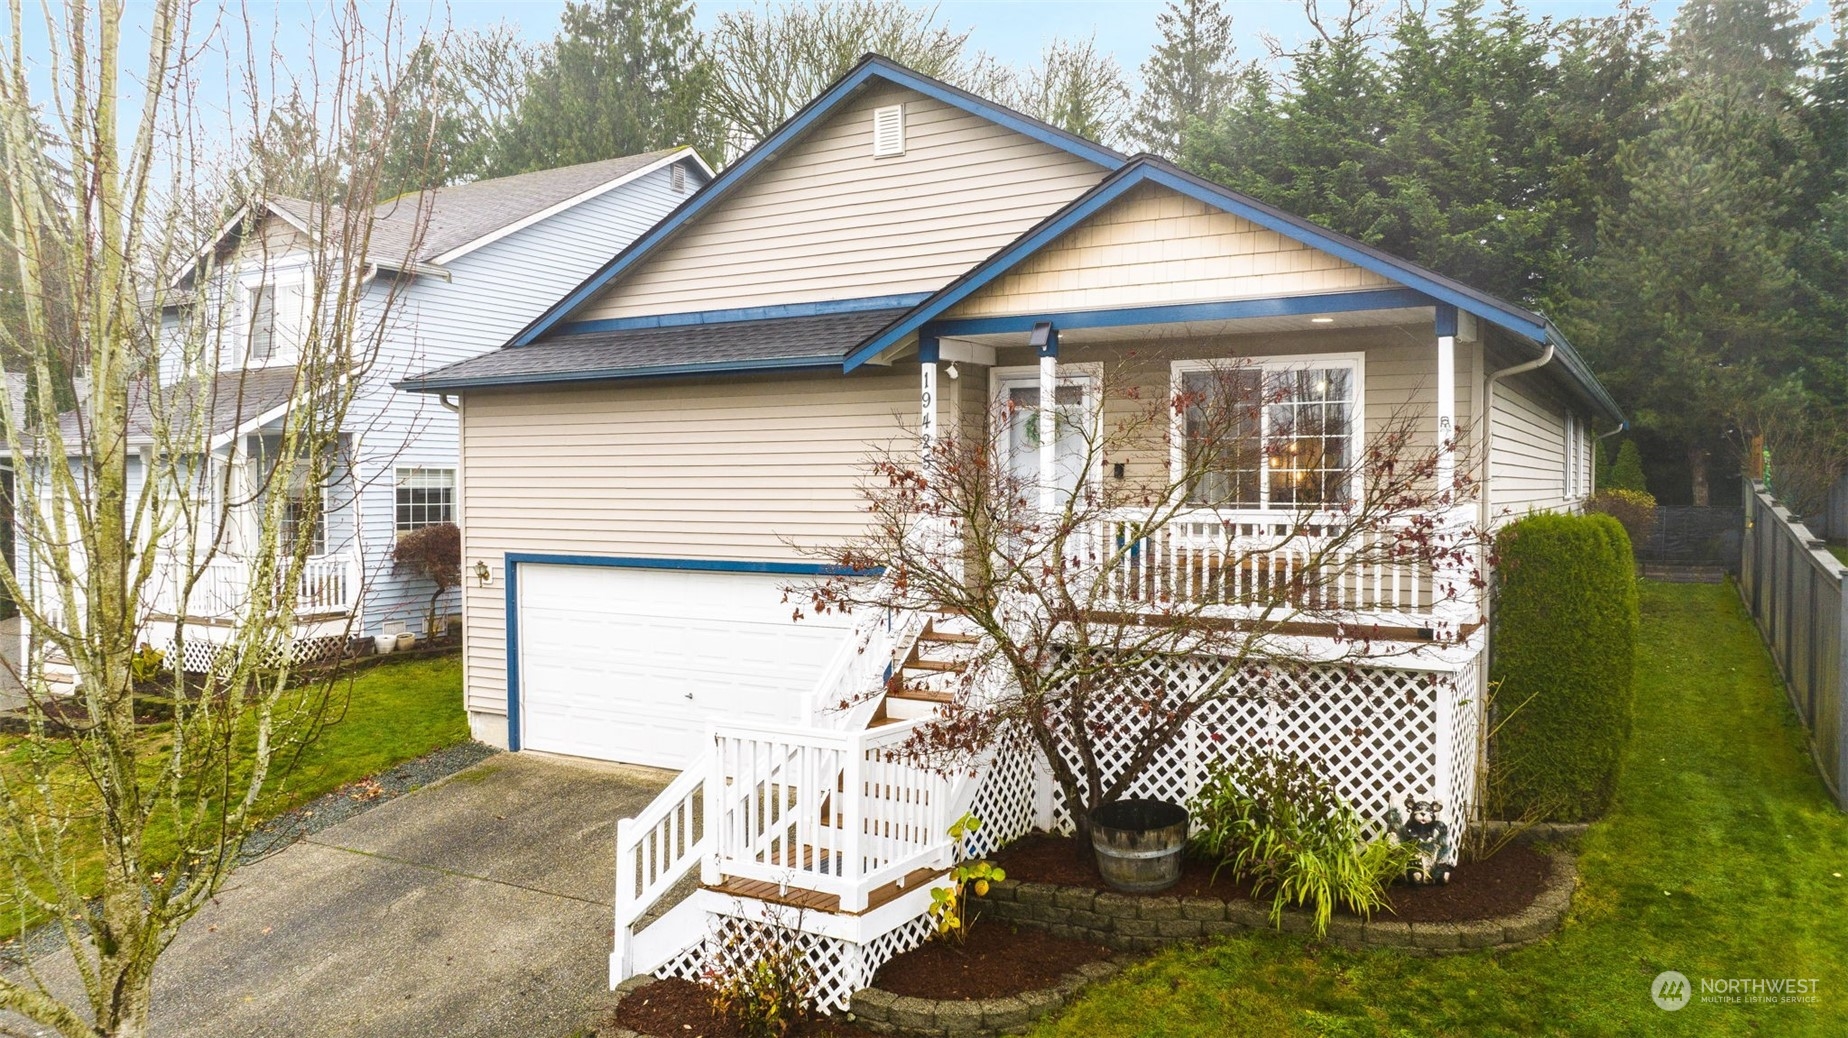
[887,687,953,704]
[707,865,945,917]
[918,628,981,644]
[903,657,966,673]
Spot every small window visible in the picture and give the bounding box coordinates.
[395,467,456,535]
[247,285,277,362]
[871,104,906,157]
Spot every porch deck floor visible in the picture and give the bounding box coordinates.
[708,865,943,916]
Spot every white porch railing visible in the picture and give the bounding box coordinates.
[1069,506,1476,629]
[143,553,359,620]
[804,602,926,730]
[704,718,952,913]
[612,758,708,980]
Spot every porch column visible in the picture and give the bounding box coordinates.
[1037,325,1059,515]
[918,334,940,471]
[1435,304,1458,497]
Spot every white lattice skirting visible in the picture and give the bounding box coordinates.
[656,905,939,1014]
[1045,648,1486,848]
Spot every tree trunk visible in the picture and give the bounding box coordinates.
[1688,443,1711,507]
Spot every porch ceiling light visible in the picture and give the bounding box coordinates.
[1028,321,1053,348]
[1310,316,1335,324]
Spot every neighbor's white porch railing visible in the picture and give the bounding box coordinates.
[1068,505,1477,630]
[143,553,360,620]
[704,718,953,913]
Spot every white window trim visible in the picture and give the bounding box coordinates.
[989,363,1105,492]
[394,466,457,538]
[1169,352,1367,512]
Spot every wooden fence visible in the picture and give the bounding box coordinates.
[1740,480,1848,810]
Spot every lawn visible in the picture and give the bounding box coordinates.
[0,653,467,941]
[1031,581,1848,1037]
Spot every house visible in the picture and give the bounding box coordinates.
[17,150,712,674]
[398,56,1623,1007]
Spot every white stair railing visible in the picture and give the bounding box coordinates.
[706,718,953,912]
[612,758,709,981]
[804,600,927,730]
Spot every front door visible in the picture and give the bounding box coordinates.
[993,367,1100,504]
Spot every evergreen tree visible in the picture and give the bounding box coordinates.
[358,28,538,195]
[488,0,719,177]
[1567,93,1802,504]
[1133,0,1243,159]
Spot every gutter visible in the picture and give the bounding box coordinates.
[1592,420,1630,493]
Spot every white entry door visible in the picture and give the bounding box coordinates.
[515,564,853,768]
[992,366,1101,502]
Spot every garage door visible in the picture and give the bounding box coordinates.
[516,564,854,768]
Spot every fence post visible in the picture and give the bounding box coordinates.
[1838,567,1848,811]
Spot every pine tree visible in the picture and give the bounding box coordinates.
[1011,36,1130,147]
[1133,0,1242,159]
[488,0,720,177]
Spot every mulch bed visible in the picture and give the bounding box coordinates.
[610,977,883,1038]
[873,922,1112,1000]
[993,832,1552,923]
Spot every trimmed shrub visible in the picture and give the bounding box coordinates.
[1586,488,1657,557]
[1490,512,1639,822]
[1602,440,1649,494]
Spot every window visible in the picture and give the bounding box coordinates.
[280,462,325,556]
[1177,357,1360,510]
[395,468,456,535]
[246,284,277,362]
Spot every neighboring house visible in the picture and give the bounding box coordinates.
[399,56,1623,1006]
[21,149,712,673]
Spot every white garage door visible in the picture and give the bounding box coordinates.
[516,564,853,768]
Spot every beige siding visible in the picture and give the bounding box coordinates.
[1488,373,1570,521]
[578,83,1106,319]
[459,370,916,717]
[948,182,1397,318]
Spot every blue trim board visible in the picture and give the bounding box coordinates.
[500,553,879,751]
[556,293,932,336]
[508,55,1124,349]
[923,288,1433,339]
[1435,303,1459,338]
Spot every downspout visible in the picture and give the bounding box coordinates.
[1480,343,1555,534]
[1592,421,1630,494]
[438,394,459,413]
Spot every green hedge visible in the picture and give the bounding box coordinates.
[1490,512,1639,822]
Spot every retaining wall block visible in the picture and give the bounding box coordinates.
[983,996,1031,1032]
[1136,897,1183,921]
[1180,897,1226,922]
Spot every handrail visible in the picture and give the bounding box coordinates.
[613,753,708,979]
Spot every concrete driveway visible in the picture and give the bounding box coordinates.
[7,752,669,1038]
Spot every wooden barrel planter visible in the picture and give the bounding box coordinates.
[1089,798,1189,893]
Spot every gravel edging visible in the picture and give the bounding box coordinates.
[240,740,500,860]
[0,740,500,968]
[977,851,1579,957]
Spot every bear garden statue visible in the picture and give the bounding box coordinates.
[1385,796,1455,885]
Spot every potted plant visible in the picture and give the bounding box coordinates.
[1088,798,1189,893]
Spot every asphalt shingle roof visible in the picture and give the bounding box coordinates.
[270,150,686,267]
[51,365,302,449]
[399,308,911,391]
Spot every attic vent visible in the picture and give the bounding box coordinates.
[670,162,687,193]
[871,104,906,157]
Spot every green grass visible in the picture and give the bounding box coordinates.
[0,654,466,940]
[271,655,469,808]
[1031,582,1848,1037]
[1829,544,1847,567]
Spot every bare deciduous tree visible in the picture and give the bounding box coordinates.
[0,2,431,1034]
